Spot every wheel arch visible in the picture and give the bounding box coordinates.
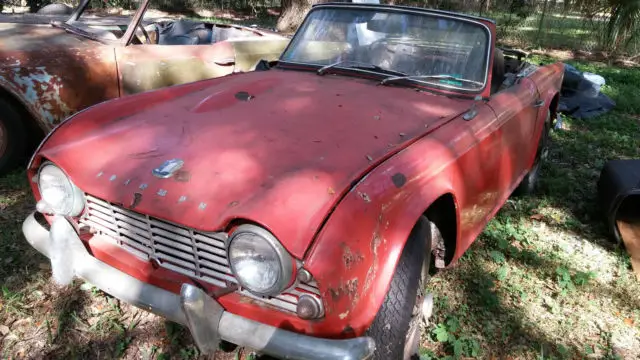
[549,92,560,119]
[304,181,462,337]
[0,85,47,148]
[423,192,458,268]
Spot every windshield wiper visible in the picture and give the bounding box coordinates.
[317,60,407,77]
[380,74,483,87]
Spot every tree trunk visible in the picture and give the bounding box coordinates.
[276,0,329,33]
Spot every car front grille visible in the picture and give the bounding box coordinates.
[79,194,321,314]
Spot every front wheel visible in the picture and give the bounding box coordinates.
[365,217,435,360]
[0,98,28,176]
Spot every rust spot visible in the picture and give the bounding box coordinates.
[235,91,254,101]
[174,170,191,182]
[129,148,163,159]
[341,325,355,337]
[329,278,359,305]
[363,214,384,294]
[391,173,407,188]
[341,243,364,269]
[129,192,142,210]
[358,192,371,203]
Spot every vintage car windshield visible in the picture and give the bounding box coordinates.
[52,0,147,43]
[280,7,491,91]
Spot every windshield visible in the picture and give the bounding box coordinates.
[57,0,147,42]
[280,6,491,91]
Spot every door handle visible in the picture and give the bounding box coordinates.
[533,99,545,108]
[213,58,235,66]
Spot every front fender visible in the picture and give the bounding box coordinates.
[304,135,463,337]
[0,73,50,131]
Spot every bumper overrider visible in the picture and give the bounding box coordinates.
[22,212,375,360]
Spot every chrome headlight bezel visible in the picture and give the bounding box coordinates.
[227,224,293,297]
[36,162,85,217]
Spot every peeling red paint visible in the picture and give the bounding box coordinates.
[341,243,364,270]
[0,18,287,141]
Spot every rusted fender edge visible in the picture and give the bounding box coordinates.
[0,76,50,132]
[303,129,465,338]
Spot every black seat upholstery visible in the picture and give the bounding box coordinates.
[491,48,505,94]
[156,20,212,45]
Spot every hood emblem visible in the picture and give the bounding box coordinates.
[152,159,184,178]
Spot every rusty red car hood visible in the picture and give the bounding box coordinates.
[39,70,470,258]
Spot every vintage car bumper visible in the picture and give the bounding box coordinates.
[22,212,375,360]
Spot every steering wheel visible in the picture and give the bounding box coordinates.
[138,23,152,45]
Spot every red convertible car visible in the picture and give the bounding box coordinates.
[22,3,563,359]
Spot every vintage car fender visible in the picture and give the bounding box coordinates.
[304,126,465,337]
[0,74,48,130]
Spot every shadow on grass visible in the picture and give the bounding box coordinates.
[424,63,639,358]
[0,170,42,289]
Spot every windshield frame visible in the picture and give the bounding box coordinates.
[51,0,150,46]
[277,3,493,95]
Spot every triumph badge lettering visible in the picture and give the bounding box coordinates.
[152,159,184,178]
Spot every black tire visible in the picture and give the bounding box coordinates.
[514,109,551,196]
[0,98,29,176]
[366,216,432,360]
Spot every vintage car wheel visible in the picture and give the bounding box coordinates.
[366,216,433,360]
[0,99,28,176]
[515,109,551,196]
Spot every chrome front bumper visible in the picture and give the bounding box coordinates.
[22,212,375,360]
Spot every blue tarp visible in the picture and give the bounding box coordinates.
[558,63,616,119]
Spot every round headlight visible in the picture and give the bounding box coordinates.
[227,225,293,297]
[37,163,85,216]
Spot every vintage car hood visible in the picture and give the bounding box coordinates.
[0,23,97,54]
[39,69,471,258]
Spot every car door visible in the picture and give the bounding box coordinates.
[486,77,540,195]
[114,42,237,96]
[438,103,504,244]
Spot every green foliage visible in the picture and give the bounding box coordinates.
[430,316,482,359]
[490,250,507,264]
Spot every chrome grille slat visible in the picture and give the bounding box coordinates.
[150,227,193,246]
[81,194,322,314]
[152,236,195,255]
[114,215,148,232]
[193,233,227,246]
[197,250,229,267]
[199,266,237,283]
[199,259,235,276]
[155,252,197,270]
[153,243,195,262]
[196,243,227,258]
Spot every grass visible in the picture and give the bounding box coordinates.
[1,52,640,360]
